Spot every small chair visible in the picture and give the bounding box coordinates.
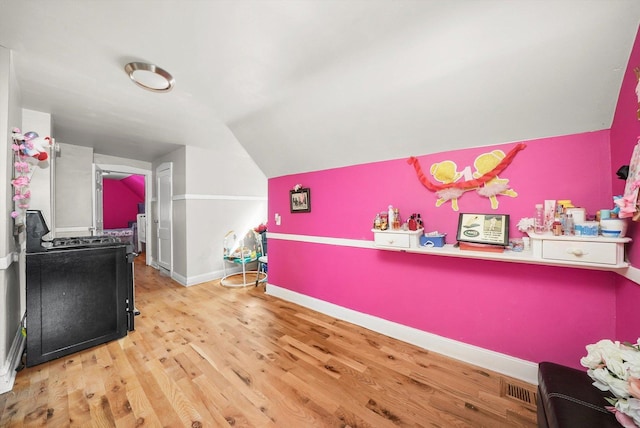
[221,230,265,287]
[255,232,268,286]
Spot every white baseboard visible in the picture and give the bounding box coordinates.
[266,283,538,385]
[171,269,225,287]
[172,264,258,287]
[0,322,26,395]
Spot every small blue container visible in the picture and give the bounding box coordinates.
[574,222,599,237]
[420,233,446,248]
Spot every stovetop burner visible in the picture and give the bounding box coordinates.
[43,235,123,249]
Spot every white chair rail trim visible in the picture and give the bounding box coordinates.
[0,252,17,270]
[173,194,267,201]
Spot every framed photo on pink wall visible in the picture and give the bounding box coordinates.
[290,188,311,213]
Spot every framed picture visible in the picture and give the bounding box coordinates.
[290,188,311,213]
[456,213,509,246]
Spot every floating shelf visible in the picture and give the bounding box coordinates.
[372,229,632,271]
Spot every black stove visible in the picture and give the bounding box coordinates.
[24,209,138,367]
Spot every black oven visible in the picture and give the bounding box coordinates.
[25,210,137,367]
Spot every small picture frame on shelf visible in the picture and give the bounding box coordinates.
[456,213,509,246]
[290,188,311,213]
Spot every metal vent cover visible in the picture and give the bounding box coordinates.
[501,379,537,406]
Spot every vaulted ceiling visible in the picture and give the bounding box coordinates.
[1,1,639,178]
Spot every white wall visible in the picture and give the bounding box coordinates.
[55,143,94,235]
[182,145,267,284]
[21,109,52,234]
[151,144,267,286]
[0,46,25,394]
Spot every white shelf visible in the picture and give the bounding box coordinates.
[372,230,632,271]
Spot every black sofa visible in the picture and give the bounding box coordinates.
[537,361,621,427]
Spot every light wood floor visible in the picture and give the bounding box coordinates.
[0,256,538,427]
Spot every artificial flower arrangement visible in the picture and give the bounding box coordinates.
[10,128,51,222]
[254,222,267,233]
[581,339,640,427]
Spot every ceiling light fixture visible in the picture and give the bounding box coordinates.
[124,62,175,93]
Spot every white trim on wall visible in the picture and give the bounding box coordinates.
[0,252,17,270]
[268,232,374,249]
[266,283,539,385]
[173,194,267,201]
[0,319,25,394]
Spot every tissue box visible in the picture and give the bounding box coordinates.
[420,234,446,247]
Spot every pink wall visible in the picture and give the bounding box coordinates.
[268,132,616,369]
[103,177,143,229]
[268,25,640,370]
[610,25,640,341]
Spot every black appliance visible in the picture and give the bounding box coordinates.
[25,210,137,367]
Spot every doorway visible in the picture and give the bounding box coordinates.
[93,163,152,266]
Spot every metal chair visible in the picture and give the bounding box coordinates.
[221,230,265,287]
[255,232,268,286]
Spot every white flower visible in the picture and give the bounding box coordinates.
[616,398,640,426]
[517,217,535,232]
[609,358,631,381]
[590,367,629,397]
[583,338,640,426]
[581,350,605,369]
[622,347,640,378]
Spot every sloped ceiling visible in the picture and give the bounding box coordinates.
[1,1,639,178]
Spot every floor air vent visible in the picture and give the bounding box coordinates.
[501,379,537,406]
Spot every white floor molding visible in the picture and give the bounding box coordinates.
[0,323,25,395]
[266,283,539,385]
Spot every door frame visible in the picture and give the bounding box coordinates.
[156,162,173,273]
[93,163,152,266]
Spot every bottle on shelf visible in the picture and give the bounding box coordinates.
[552,217,563,236]
[564,213,574,236]
[535,203,545,233]
[408,215,417,231]
[392,208,401,230]
[380,212,389,230]
[388,205,395,229]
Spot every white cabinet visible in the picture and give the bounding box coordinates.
[528,232,630,268]
[372,229,422,249]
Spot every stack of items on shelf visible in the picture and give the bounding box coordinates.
[527,199,628,238]
[372,205,423,231]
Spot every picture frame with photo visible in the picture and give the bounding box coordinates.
[456,213,509,246]
[290,188,311,213]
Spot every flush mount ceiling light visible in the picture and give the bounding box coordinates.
[124,62,175,93]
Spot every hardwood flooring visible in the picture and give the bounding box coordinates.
[0,256,538,427]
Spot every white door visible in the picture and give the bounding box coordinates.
[93,164,104,235]
[156,163,172,271]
